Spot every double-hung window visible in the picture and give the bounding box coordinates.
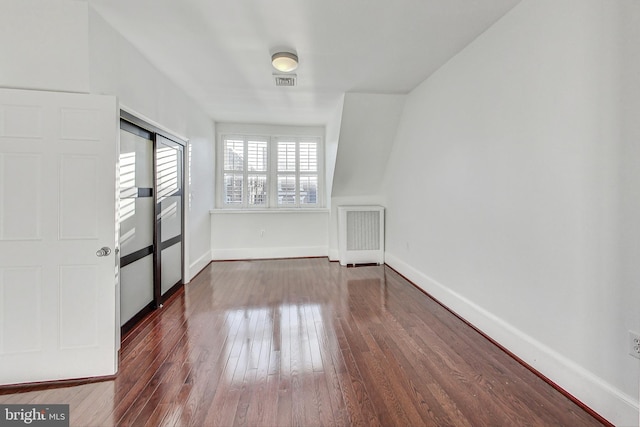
[219,134,322,209]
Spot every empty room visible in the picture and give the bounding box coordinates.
[0,0,639,426]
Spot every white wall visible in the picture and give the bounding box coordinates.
[211,210,328,260]
[382,1,639,425]
[0,0,90,93]
[88,9,215,281]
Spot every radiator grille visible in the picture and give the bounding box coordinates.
[346,210,380,251]
[337,205,385,266]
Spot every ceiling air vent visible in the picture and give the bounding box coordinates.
[274,74,297,87]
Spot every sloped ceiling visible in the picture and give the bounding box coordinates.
[87,0,521,126]
[332,93,406,197]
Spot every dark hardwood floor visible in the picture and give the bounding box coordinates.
[0,258,608,426]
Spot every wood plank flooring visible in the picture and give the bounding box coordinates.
[0,258,608,426]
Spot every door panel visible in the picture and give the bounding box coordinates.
[119,256,154,326]
[0,88,118,385]
[0,104,42,138]
[59,155,99,239]
[160,242,182,295]
[0,153,42,240]
[160,196,182,240]
[120,125,153,187]
[118,123,154,327]
[120,198,154,256]
[156,135,183,297]
[59,265,98,349]
[1,267,41,353]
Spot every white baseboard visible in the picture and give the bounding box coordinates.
[212,246,328,261]
[187,250,212,283]
[384,251,639,427]
[328,248,339,262]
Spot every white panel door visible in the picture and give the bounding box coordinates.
[0,88,118,385]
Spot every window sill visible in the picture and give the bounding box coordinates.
[210,208,329,214]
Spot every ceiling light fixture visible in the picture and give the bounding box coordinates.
[272,51,298,72]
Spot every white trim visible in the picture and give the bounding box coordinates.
[119,104,188,143]
[211,208,329,215]
[183,140,190,287]
[186,250,212,283]
[384,251,639,427]
[212,246,328,261]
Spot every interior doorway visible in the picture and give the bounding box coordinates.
[119,113,185,333]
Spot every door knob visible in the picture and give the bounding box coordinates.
[96,247,112,257]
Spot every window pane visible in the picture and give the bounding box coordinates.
[247,174,267,206]
[278,141,296,171]
[224,139,244,171]
[224,173,243,204]
[247,140,267,172]
[299,142,317,172]
[299,175,318,205]
[157,144,181,202]
[277,175,296,205]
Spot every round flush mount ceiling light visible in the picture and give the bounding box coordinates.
[271,51,298,72]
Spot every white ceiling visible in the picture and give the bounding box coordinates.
[87,0,521,126]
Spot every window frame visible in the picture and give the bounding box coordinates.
[217,132,324,209]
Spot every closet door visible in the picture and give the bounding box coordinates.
[156,135,184,298]
[119,121,155,326]
[0,88,118,384]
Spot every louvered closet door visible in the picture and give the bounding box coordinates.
[156,135,183,297]
[119,121,154,326]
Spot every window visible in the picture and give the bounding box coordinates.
[276,139,319,206]
[222,137,268,206]
[219,134,322,209]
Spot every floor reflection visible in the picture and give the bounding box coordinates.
[347,277,388,318]
[221,303,325,386]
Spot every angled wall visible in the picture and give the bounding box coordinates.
[382,1,640,425]
[331,93,405,198]
[328,92,405,259]
[324,96,344,206]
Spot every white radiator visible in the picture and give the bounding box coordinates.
[338,205,385,266]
